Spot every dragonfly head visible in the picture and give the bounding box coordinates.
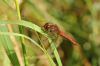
[43,23,60,34]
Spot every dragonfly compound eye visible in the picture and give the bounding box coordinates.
[44,23,60,34]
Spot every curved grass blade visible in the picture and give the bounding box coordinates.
[0,32,56,66]
[0,20,62,66]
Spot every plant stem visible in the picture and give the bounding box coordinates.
[14,0,26,66]
[15,0,21,20]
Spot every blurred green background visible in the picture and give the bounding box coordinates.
[0,0,100,66]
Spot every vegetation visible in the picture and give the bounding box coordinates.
[0,0,100,66]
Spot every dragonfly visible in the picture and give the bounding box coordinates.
[43,23,80,46]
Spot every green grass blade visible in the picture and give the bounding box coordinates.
[0,20,62,66]
[0,26,20,66]
[0,32,56,66]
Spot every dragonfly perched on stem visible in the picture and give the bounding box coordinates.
[43,23,80,46]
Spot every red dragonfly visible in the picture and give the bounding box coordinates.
[43,23,80,46]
